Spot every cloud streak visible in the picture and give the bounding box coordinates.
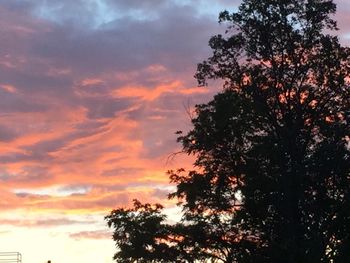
[0,3,349,262]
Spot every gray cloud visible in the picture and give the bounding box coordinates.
[0,124,18,142]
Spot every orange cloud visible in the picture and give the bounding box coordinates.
[113,81,182,101]
[0,84,17,93]
[178,86,208,95]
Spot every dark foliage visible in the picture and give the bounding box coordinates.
[106,0,350,262]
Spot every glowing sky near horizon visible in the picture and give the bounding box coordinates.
[0,0,350,262]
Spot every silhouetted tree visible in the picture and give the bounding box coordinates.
[105,200,187,263]
[106,0,350,262]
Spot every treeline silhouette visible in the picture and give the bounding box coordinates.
[106,0,350,262]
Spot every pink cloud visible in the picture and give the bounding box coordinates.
[69,230,112,240]
[0,84,17,93]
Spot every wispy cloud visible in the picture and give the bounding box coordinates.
[69,230,112,240]
[0,2,349,262]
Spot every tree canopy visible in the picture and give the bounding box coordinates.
[106,0,350,262]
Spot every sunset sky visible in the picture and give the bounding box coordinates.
[1,0,350,262]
